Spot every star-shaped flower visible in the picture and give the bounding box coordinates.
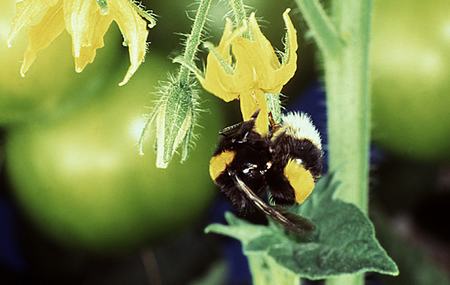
[8,0,155,86]
[194,9,298,134]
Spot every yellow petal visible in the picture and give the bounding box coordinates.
[63,0,98,58]
[201,19,237,101]
[239,90,269,134]
[109,0,148,86]
[21,2,65,76]
[201,18,252,101]
[8,0,59,47]
[75,13,113,72]
[271,9,298,90]
[231,13,280,91]
[248,13,280,70]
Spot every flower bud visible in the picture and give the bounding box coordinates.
[140,77,200,168]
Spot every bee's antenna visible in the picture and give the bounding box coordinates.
[231,173,314,235]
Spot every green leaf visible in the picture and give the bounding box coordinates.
[206,174,399,280]
[205,212,273,244]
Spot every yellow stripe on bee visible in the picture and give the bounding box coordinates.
[284,159,315,204]
[209,150,236,181]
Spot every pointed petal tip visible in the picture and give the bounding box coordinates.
[118,72,132,86]
[20,62,30,78]
[74,59,85,73]
[119,62,141,86]
[7,31,17,48]
[283,8,295,26]
[20,54,36,77]
[118,75,131,86]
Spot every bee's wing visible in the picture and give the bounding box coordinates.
[232,174,314,235]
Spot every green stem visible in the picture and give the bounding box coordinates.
[178,0,212,84]
[294,0,342,58]
[323,0,372,215]
[229,0,246,26]
[248,255,299,285]
[295,0,373,285]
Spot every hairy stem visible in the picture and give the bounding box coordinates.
[295,0,373,285]
[178,0,212,84]
[293,0,341,58]
[229,0,246,26]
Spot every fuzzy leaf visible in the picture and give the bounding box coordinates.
[206,174,399,279]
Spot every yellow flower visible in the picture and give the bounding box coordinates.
[196,9,298,134]
[8,0,154,86]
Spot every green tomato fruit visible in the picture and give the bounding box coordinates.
[371,0,450,161]
[6,54,224,250]
[0,0,120,126]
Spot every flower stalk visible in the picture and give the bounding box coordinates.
[229,0,246,27]
[178,0,213,84]
[295,0,373,285]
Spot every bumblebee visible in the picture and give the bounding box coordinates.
[209,111,323,234]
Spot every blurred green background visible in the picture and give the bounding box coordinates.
[0,0,449,284]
